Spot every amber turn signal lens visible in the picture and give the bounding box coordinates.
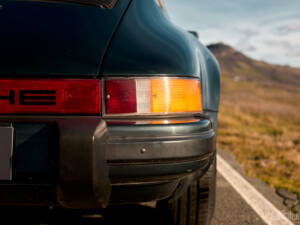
[151,78,202,113]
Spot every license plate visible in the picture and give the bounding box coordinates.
[0,125,14,180]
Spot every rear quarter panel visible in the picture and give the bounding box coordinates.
[102,0,200,77]
[102,0,221,120]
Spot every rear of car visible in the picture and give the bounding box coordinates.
[0,0,220,224]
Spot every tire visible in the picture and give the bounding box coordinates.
[157,157,216,225]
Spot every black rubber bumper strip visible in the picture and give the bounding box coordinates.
[57,118,111,209]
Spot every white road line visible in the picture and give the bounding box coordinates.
[217,154,294,225]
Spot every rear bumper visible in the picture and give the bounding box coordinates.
[0,116,216,208]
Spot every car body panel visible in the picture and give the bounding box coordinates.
[102,0,200,77]
[198,44,221,113]
[0,0,131,77]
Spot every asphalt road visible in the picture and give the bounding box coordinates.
[2,150,294,225]
[211,172,266,225]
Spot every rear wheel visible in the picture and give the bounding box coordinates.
[157,158,216,225]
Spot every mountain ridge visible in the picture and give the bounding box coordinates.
[207,43,300,91]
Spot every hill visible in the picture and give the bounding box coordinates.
[208,43,300,193]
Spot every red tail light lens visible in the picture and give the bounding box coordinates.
[0,79,101,115]
[105,79,137,114]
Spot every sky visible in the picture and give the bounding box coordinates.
[165,0,300,68]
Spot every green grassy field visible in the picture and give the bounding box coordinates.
[209,44,300,193]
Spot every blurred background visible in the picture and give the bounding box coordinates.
[166,0,300,195]
[167,0,300,67]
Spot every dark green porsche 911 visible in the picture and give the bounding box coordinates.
[0,0,220,224]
